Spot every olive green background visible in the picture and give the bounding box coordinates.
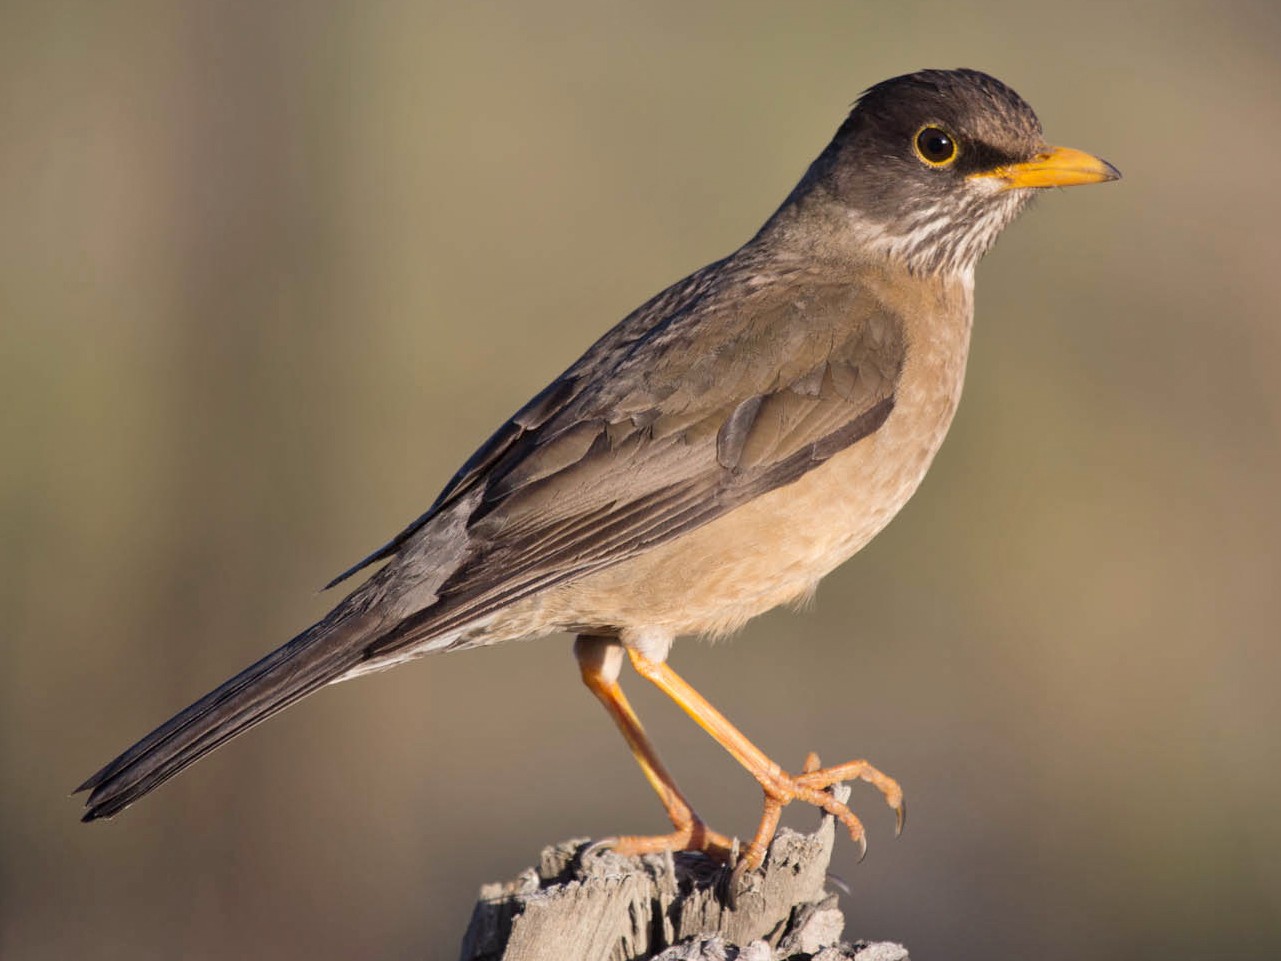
[4,2,1279,959]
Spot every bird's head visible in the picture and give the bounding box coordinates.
[777,68,1120,276]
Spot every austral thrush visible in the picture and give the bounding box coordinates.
[78,69,1119,871]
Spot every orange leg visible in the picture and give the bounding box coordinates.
[627,648,905,872]
[574,636,736,862]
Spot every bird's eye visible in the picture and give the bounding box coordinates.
[914,126,957,166]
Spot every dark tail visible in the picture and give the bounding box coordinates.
[76,608,381,821]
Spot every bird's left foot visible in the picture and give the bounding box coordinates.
[736,751,905,875]
[590,815,738,864]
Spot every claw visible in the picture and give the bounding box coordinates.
[826,872,853,897]
[854,830,868,863]
[895,796,907,836]
[583,837,617,861]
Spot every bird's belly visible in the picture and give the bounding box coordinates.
[538,337,969,640]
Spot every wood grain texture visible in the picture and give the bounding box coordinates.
[458,786,910,961]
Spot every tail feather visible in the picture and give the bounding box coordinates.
[76,609,380,821]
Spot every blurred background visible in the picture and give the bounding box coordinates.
[4,1,1280,958]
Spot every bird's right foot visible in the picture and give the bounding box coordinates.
[736,751,905,876]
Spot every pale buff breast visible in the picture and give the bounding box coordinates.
[515,271,976,643]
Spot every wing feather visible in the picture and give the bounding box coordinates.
[362,279,906,657]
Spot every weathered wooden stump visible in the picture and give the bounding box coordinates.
[459,786,908,961]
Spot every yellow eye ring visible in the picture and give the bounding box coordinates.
[914,126,958,167]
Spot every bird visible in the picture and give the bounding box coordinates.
[77,68,1119,872]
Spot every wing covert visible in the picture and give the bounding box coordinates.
[369,281,907,654]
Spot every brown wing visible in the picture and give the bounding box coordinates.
[366,280,906,655]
